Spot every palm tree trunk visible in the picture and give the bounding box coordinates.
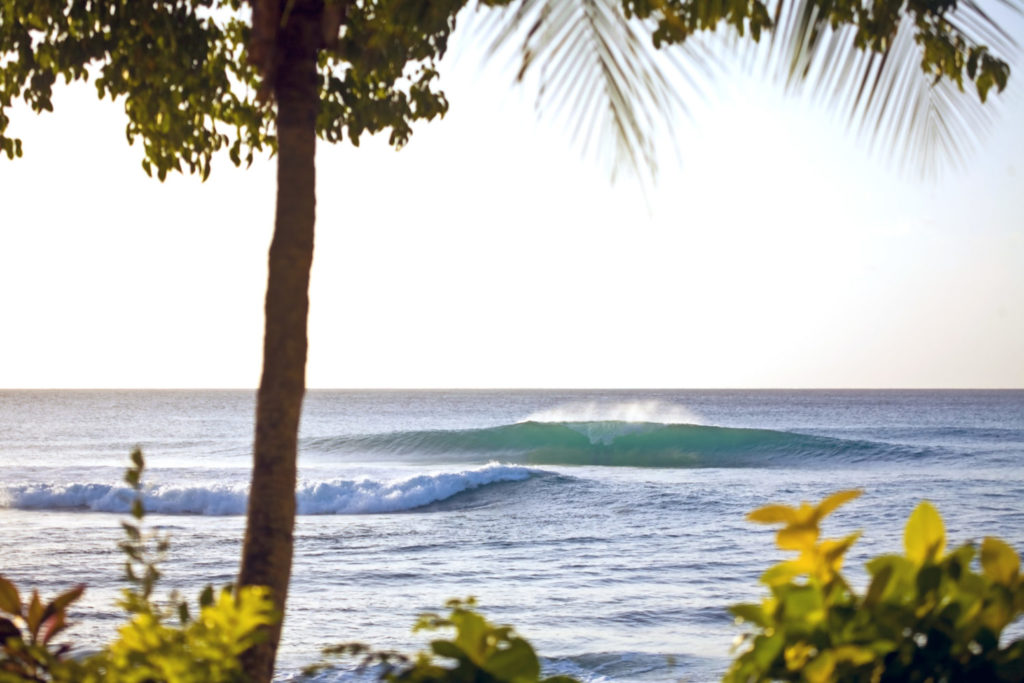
[239,2,322,681]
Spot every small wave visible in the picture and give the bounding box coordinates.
[305,421,928,468]
[1,465,535,516]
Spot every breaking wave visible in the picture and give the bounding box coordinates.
[1,464,535,516]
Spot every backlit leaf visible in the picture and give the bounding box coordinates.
[833,645,876,666]
[26,590,43,640]
[761,561,804,586]
[981,537,1020,586]
[0,577,21,616]
[777,524,818,551]
[905,501,945,565]
[430,639,466,661]
[748,504,798,524]
[814,489,862,520]
[784,642,815,670]
[730,603,768,627]
[483,636,540,680]
[803,650,835,683]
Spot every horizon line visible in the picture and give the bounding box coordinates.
[3,386,1023,392]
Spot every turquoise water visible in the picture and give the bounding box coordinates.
[1,390,1022,680]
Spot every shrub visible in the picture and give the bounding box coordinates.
[726,490,1024,682]
[305,598,579,682]
[0,448,276,683]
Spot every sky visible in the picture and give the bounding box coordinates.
[1,11,1022,389]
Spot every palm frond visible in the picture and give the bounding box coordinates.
[762,0,1024,176]
[479,0,715,183]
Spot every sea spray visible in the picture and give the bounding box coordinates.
[524,400,705,426]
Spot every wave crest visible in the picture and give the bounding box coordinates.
[1,464,535,516]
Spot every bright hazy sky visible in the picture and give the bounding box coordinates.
[1,14,1022,389]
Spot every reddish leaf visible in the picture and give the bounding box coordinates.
[40,612,68,646]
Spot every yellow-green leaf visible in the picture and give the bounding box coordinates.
[730,603,768,627]
[748,504,798,524]
[980,537,1020,586]
[833,645,875,666]
[820,532,862,568]
[0,576,21,616]
[904,501,945,565]
[26,590,44,639]
[784,642,815,670]
[760,561,803,586]
[803,650,835,683]
[814,490,862,521]
[777,525,818,551]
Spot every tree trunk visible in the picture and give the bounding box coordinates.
[239,2,322,681]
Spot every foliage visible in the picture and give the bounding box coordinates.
[71,585,276,683]
[0,577,84,682]
[0,449,277,683]
[726,490,1024,682]
[304,598,579,683]
[1,0,1018,180]
[0,0,503,178]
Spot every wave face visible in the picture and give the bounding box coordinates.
[1,464,534,516]
[307,420,928,468]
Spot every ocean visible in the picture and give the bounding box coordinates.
[1,389,1022,681]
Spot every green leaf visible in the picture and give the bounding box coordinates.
[451,610,488,662]
[780,585,823,622]
[804,650,835,683]
[430,639,467,662]
[761,561,803,586]
[750,632,784,670]
[916,564,942,595]
[981,537,1020,586]
[865,562,894,606]
[730,603,769,627]
[199,585,215,608]
[904,501,945,565]
[483,637,540,680]
[26,591,43,640]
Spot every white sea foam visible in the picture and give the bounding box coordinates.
[524,400,704,426]
[0,464,534,516]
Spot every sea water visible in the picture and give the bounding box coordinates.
[1,390,1022,681]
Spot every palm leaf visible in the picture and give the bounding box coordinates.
[762,0,1023,175]
[478,0,715,182]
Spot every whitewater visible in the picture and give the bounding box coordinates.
[1,389,1022,681]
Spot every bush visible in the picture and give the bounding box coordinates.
[726,490,1024,682]
[0,448,276,683]
[305,597,579,682]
